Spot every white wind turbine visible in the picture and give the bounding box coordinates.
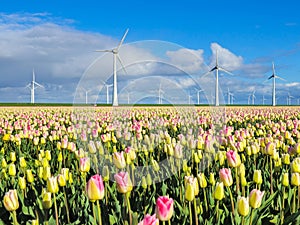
[96,29,129,106]
[188,93,192,105]
[251,90,256,105]
[262,95,266,105]
[267,62,286,106]
[84,89,91,104]
[287,92,294,105]
[103,82,113,104]
[226,88,234,105]
[202,50,233,106]
[26,69,43,104]
[195,88,203,105]
[158,83,164,104]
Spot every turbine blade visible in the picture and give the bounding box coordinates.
[276,75,286,81]
[95,49,113,53]
[219,67,234,75]
[268,75,274,80]
[34,82,43,88]
[201,70,212,77]
[117,28,129,51]
[117,55,128,75]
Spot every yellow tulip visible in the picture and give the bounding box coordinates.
[282,173,289,187]
[18,176,26,190]
[253,170,263,185]
[26,169,34,183]
[8,163,16,176]
[291,173,300,186]
[214,182,225,200]
[47,176,59,194]
[237,196,250,216]
[19,157,27,168]
[42,192,52,209]
[3,189,19,211]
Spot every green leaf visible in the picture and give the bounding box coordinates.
[109,214,117,224]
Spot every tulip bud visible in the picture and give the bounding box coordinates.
[57,152,63,162]
[113,152,126,169]
[38,167,43,179]
[197,173,207,188]
[182,159,188,172]
[253,170,263,185]
[219,168,233,187]
[61,168,69,181]
[265,142,275,156]
[79,157,90,173]
[102,166,110,182]
[214,182,225,200]
[249,189,264,209]
[291,158,300,173]
[282,173,289,187]
[226,150,241,167]
[68,172,73,184]
[1,158,7,168]
[47,176,59,194]
[45,150,51,161]
[114,171,133,194]
[57,174,66,187]
[146,173,152,186]
[3,189,19,211]
[185,179,195,201]
[155,196,174,221]
[138,214,159,225]
[141,176,147,189]
[241,175,248,187]
[19,157,27,168]
[86,174,105,202]
[209,172,215,186]
[18,176,26,190]
[43,166,51,181]
[8,163,16,176]
[26,169,34,183]
[239,163,246,177]
[282,154,290,165]
[151,158,160,172]
[10,152,16,162]
[42,192,52,209]
[237,196,250,216]
[291,173,300,186]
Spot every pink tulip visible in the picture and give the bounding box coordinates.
[138,214,159,225]
[79,157,90,172]
[226,150,241,167]
[86,174,105,202]
[219,168,233,187]
[155,196,174,221]
[114,171,132,194]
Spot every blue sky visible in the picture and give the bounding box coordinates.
[1,0,300,105]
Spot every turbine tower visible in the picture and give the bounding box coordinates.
[195,88,203,105]
[268,62,285,106]
[96,29,129,106]
[26,69,43,104]
[158,83,164,104]
[103,82,113,104]
[202,50,233,106]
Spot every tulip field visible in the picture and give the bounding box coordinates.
[1,106,300,225]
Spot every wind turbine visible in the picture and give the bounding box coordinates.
[262,95,266,105]
[251,90,256,105]
[226,88,234,105]
[158,83,164,104]
[267,62,286,106]
[231,93,235,105]
[103,82,113,104]
[26,69,43,104]
[188,93,192,105]
[96,29,129,106]
[195,88,203,105]
[202,50,233,106]
[84,89,91,104]
[287,92,294,105]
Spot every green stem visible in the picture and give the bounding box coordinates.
[193,198,199,225]
[168,220,171,225]
[92,202,96,224]
[97,200,102,225]
[241,216,245,225]
[125,193,132,225]
[235,167,240,195]
[249,209,254,225]
[53,194,59,225]
[63,187,70,224]
[12,210,19,225]
[216,200,220,225]
[281,186,285,224]
[227,186,235,216]
[203,188,208,212]
[298,186,300,210]
[270,156,273,195]
[293,187,297,213]
[189,201,193,225]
